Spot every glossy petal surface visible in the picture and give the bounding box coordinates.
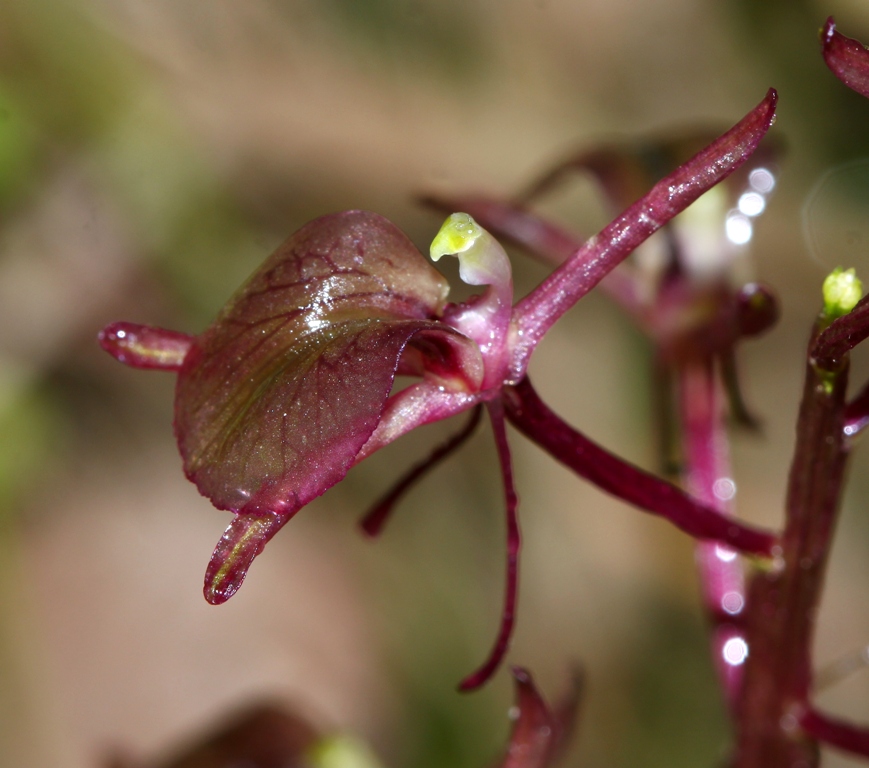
[175,210,474,517]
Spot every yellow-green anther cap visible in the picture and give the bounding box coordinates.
[429,212,511,292]
[823,267,863,320]
[431,212,483,261]
[307,736,386,768]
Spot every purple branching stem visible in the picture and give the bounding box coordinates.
[677,358,747,706]
[501,377,776,555]
[733,324,851,767]
[812,295,869,367]
[800,707,869,760]
[459,398,521,692]
[507,89,778,381]
[359,405,483,537]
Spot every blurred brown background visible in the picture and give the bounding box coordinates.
[4,0,869,766]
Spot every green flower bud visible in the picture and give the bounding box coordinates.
[823,266,863,320]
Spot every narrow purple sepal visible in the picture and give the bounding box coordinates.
[822,17,869,100]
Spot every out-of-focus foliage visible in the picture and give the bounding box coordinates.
[4,1,869,768]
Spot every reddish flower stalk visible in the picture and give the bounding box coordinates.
[732,321,851,767]
[677,358,748,707]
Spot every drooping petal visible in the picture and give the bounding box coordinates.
[171,211,483,600]
[459,398,521,691]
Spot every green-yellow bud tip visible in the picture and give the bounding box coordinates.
[430,212,483,262]
[823,267,863,319]
[307,736,385,768]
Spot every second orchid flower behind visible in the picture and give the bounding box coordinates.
[99,90,778,690]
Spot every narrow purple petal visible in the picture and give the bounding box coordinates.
[821,17,869,99]
[360,405,482,537]
[508,89,778,380]
[503,377,777,556]
[98,322,194,371]
[459,398,521,691]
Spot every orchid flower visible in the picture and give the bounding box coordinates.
[100,90,777,691]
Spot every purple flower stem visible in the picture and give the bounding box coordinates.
[501,377,776,556]
[359,405,483,537]
[677,358,747,706]
[800,707,869,760]
[733,325,851,767]
[507,89,778,381]
[459,398,521,692]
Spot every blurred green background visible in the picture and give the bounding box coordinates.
[4,0,869,766]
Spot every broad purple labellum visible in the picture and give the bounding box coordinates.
[105,211,484,604]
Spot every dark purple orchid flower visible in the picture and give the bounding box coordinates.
[100,90,778,690]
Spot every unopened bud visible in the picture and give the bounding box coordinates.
[823,267,863,320]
